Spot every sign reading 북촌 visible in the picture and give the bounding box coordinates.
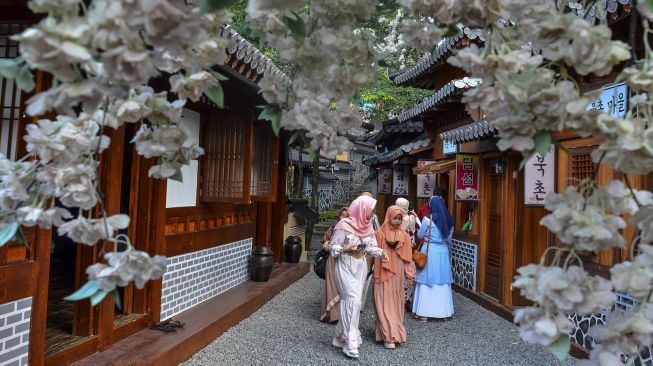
[524,146,556,205]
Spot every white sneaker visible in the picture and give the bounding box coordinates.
[342,348,359,358]
[331,338,345,348]
[384,343,396,349]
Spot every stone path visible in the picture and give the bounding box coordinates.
[183,273,576,366]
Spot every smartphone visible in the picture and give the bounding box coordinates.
[356,243,366,251]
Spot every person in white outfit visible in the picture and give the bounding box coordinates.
[329,195,388,359]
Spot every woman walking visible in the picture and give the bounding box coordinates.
[395,197,419,310]
[320,207,348,323]
[329,195,388,359]
[373,205,416,349]
[413,195,455,321]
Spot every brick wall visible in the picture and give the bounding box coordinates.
[0,297,31,366]
[160,238,252,320]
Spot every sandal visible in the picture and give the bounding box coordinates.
[150,319,186,332]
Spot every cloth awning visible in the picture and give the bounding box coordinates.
[412,159,456,174]
[440,119,497,144]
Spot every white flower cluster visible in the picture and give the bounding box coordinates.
[86,245,167,292]
[249,0,378,155]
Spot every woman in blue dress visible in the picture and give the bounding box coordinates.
[412,194,455,321]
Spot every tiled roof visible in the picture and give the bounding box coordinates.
[220,25,291,88]
[290,149,332,167]
[384,121,424,133]
[363,132,431,166]
[440,119,497,143]
[567,0,633,23]
[391,27,484,86]
[397,78,481,122]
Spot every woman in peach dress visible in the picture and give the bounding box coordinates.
[373,205,416,349]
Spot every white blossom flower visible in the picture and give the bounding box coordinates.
[513,307,573,347]
[169,71,217,102]
[86,246,166,292]
[58,214,130,245]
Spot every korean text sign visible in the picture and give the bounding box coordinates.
[393,166,409,196]
[377,167,392,194]
[524,146,555,205]
[455,154,479,201]
[586,83,628,118]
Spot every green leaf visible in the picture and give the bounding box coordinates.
[14,228,27,246]
[0,60,34,93]
[204,82,225,109]
[646,0,653,11]
[283,9,298,21]
[288,131,301,146]
[169,170,183,183]
[518,151,535,171]
[108,290,122,310]
[257,105,283,136]
[0,222,19,247]
[16,66,35,93]
[547,336,570,361]
[209,70,229,82]
[444,24,460,38]
[90,290,109,306]
[284,11,306,43]
[64,280,100,301]
[199,0,239,13]
[533,130,552,157]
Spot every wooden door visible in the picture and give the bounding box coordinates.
[484,163,504,300]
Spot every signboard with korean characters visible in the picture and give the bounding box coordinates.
[586,83,628,118]
[392,166,409,196]
[455,154,479,201]
[377,167,393,194]
[416,160,436,198]
[524,146,556,205]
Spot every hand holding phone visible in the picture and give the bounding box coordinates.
[356,243,367,252]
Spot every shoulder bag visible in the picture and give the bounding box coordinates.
[313,246,329,280]
[412,215,431,270]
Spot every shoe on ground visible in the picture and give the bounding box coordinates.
[332,338,345,348]
[416,316,427,322]
[384,343,396,349]
[342,348,359,358]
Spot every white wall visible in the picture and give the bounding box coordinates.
[166,108,200,208]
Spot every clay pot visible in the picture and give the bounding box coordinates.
[284,236,302,263]
[250,246,274,282]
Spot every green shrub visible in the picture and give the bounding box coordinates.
[319,209,338,222]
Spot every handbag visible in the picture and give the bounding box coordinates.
[412,215,432,270]
[313,248,329,280]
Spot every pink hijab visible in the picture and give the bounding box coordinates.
[334,195,377,237]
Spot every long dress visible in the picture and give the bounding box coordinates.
[412,216,454,318]
[321,227,340,322]
[329,229,384,354]
[374,250,416,343]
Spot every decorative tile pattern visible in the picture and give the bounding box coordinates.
[0,297,31,366]
[304,180,333,213]
[449,239,478,291]
[160,239,252,321]
[567,291,653,365]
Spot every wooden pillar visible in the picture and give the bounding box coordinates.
[270,139,288,263]
[256,202,273,247]
[28,228,52,366]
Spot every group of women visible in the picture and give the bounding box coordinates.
[319,191,455,359]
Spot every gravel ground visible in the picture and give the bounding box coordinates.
[183,273,576,366]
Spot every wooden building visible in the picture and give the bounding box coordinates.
[0,5,304,365]
[365,1,652,356]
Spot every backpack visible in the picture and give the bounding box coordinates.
[313,248,329,280]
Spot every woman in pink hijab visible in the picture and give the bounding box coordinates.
[329,195,388,359]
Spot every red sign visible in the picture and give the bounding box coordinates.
[455,154,479,200]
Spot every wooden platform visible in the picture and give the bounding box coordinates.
[71,262,310,366]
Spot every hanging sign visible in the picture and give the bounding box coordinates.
[524,146,556,205]
[443,139,457,154]
[377,167,392,194]
[416,172,436,198]
[586,83,628,118]
[455,154,479,201]
[392,166,409,196]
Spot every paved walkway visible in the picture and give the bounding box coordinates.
[184,273,576,366]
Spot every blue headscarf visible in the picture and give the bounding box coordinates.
[428,196,455,238]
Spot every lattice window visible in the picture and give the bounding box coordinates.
[0,22,28,160]
[570,150,594,183]
[250,122,277,198]
[201,114,251,202]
